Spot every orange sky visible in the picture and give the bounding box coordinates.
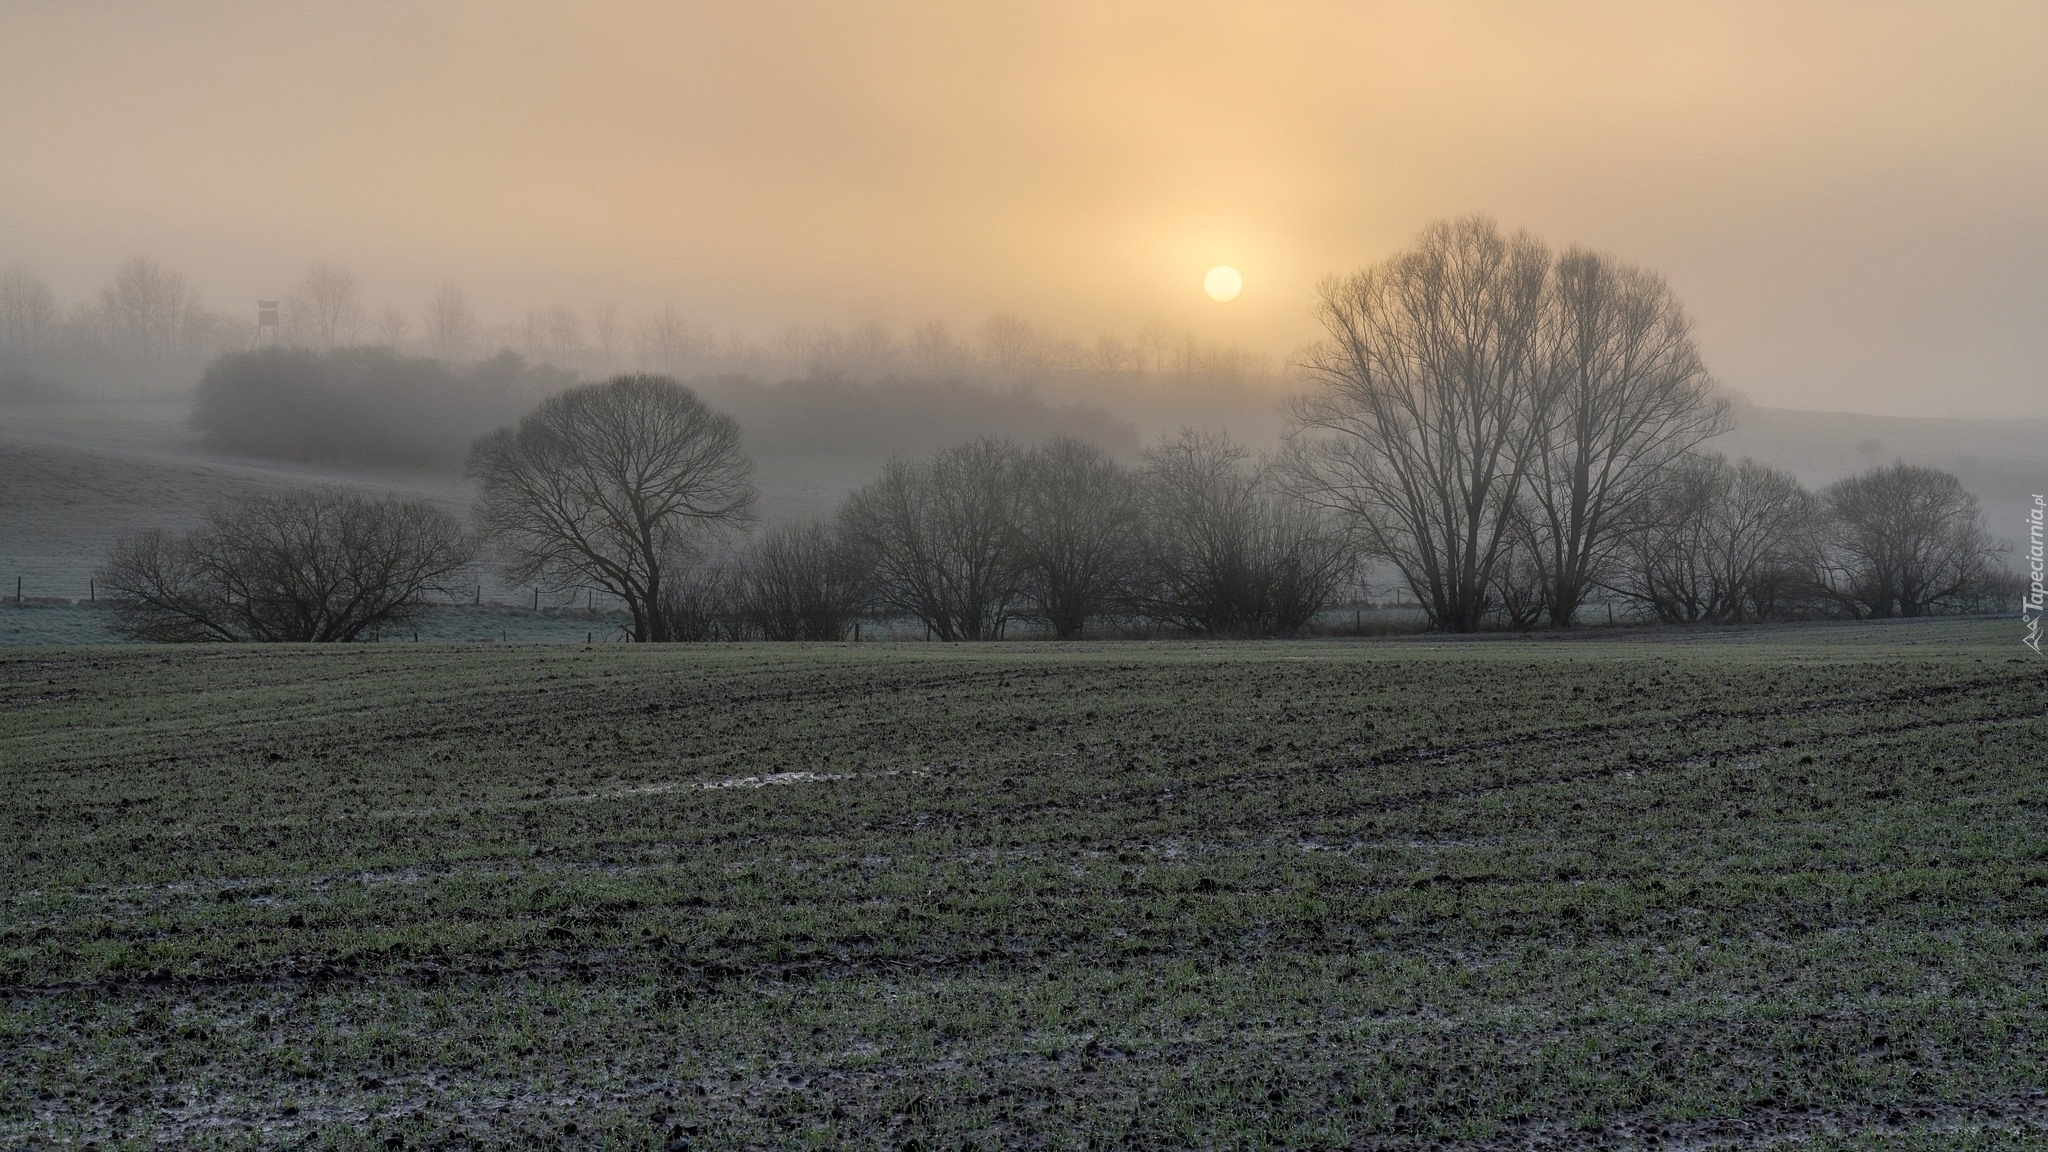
[2,1,2043,415]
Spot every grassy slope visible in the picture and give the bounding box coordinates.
[2,622,2046,1149]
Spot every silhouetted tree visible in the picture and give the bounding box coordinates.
[0,264,57,349]
[424,283,479,362]
[1815,462,2001,618]
[1291,216,1551,632]
[1137,430,1352,636]
[97,488,474,642]
[1523,248,1728,625]
[1615,454,1818,623]
[839,438,1023,640]
[373,307,411,347]
[1015,436,1140,639]
[288,265,362,350]
[98,257,206,362]
[742,521,871,641]
[978,313,1037,378]
[469,375,755,642]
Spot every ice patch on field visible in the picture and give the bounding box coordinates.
[698,770,853,790]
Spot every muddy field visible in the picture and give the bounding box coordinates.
[3,621,2046,1149]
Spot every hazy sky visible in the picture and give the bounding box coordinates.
[2,1,2043,416]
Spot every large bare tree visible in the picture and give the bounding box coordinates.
[469,375,755,642]
[838,438,1023,640]
[1522,248,1728,625]
[1816,462,2002,618]
[98,488,474,642]
[1289,216,1552,632]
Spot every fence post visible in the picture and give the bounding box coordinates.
[532,589,539,611]
[89,579,95,602]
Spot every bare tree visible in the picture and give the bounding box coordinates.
[289,265,363,350]
[1815,462,2002,618]
[469,375,755,642]
[805,324,847,373]
[653,552,744,642]
[978,313,1039,378]
[1289,216,1552,632]
[839,438,1024,640]
[764,322,811,374]
[848,321,899,375]
[906,318,964,374]
[1040,334,1085,372]
[97,488,474,642]
[424,283,479,362]
[0,264,58,349]
[545,304,584,366]
[742,520,871,640]
[1015,436,1140,639]
[1523,248,1729,625]
[638,306,695,378]
[99,257,202,362]
[1136,321,1180,376]
[1615,454,1818,623]
[590,303,623,374]
[1138,430,1352,636]
[373,306,412,348]
[1087,333,1136,375]
[512,309,548,361]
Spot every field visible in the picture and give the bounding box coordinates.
[3,620,2046,1149]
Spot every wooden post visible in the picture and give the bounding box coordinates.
[587,590,593,610]
[474,584,481,605]
[587,631,593,645]
[90,579,95,602]
[532,589,539,611]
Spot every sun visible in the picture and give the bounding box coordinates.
[1203,265,1242,302]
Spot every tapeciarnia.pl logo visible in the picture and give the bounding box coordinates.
[2025,494,2045,655]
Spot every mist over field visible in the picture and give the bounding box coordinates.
[6,5,2048,1149]
[4,2,2045,618]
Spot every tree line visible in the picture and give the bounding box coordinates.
[94,217,2010,641]
[2,256,1277,401]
